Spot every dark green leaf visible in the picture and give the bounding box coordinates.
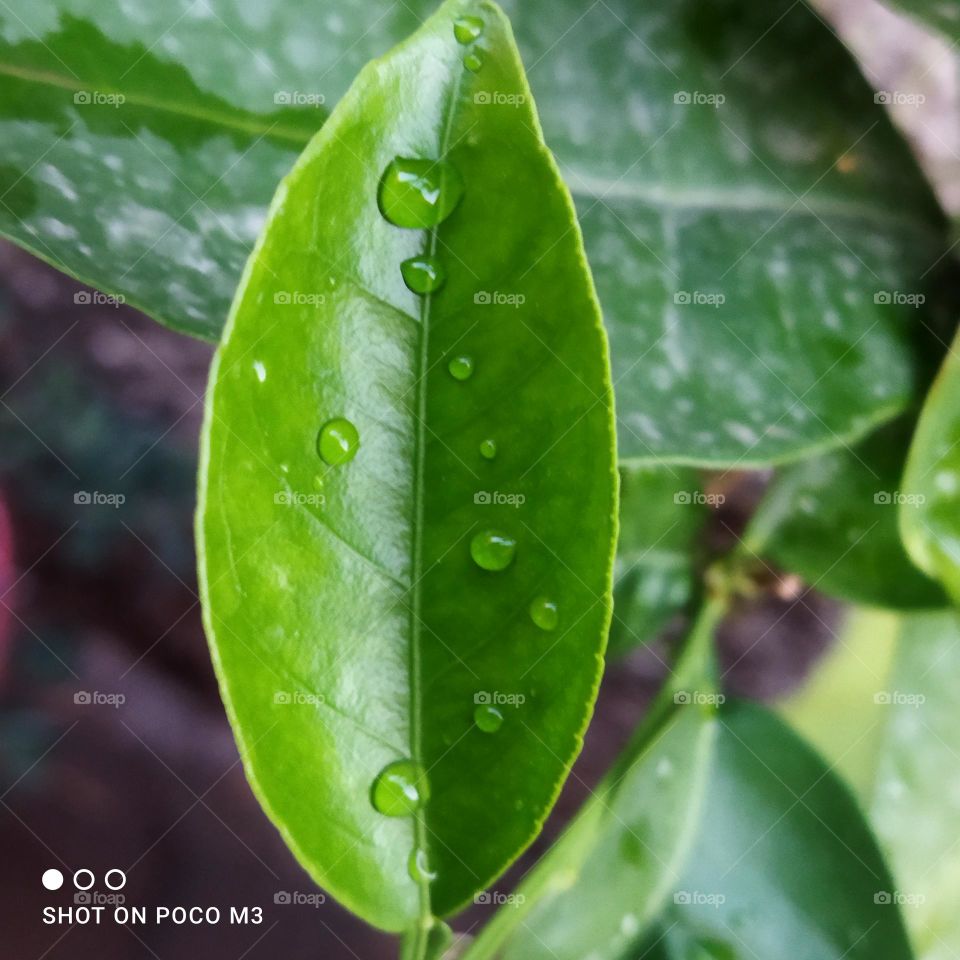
[758,419,947,609]
[198,0,616,932]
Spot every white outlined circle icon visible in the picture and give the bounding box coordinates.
[104,869,126,890]
[73,869,95,891]
[42,869,64,891]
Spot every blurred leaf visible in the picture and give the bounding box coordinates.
[901,326,960,600]
[608,464,705,658]
[0,0,949,466]
[198,0,617,932]
[757,419,948,609]
[880,0,960,40]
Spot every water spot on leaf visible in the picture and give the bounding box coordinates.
[401,255,446,294]
[479,438,497,460]
[448,355,474,381]
[474,704,504,733]
[470,530,517,571]
[464,52,483,72]
[317,417,359,465]
[378,157,464,228]
[453,15,484,44]
[370,760,429,817]
[529,596,558,631]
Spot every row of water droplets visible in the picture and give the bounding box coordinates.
[314,13,556,888]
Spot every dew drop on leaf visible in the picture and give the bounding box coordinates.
[470,529,516,571]
[448,355,474,380]
[252,360,267,383]
[401,255,446,294]
[529,596,558,631]
[378,157,464,229]
[453,15,484,44]
[463,52,483,72]
[370,759,429,817]
[317,417,360,465]
[474,704,504,733]
[407,848,438,883]
[479,438,497,459]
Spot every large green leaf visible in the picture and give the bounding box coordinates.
[660,701,914,960]
[608,464,705,658]
[1,0,948,464]
[901,326,960,600]
[757,418,948,610]
[197,0,617,933]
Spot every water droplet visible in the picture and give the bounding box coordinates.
[470,529,516,571]
[408,848,438,883]
[401,255,446,294]
[370,759,429,817]
[463,52,483,72]
[378,157,464,229]
[317,417,359,465]
[479,438,497,459]
[448,355,474,381]
[474,704,504,733]
[529,596,558,631]
[253,360,267,383]
[453,15,484,44]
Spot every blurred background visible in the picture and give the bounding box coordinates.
[0,0,957,956]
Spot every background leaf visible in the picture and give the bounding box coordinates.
[198,0,617,931]
[878,0,960,40]
[0,0,949,466]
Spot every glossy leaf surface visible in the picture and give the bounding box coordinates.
[198,0,616,932]
[0,0,948,465]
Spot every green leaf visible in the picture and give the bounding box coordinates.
[608,464,705,658]
[901,327,960,600]
[757,418,948,609]
[879,0,960,40]
[662,701,914,960]
[197,0,617,932]
[1,0,948,465]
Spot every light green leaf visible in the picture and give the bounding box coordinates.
[608,464,705,658]
[901,327,960,600]
[1,0,948,465]
[757,418,948,609]
[197,0,617,932]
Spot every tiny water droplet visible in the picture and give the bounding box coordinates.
[529,597,558,631]
[408,848,438,883]
[448,355,474,380]
[479,438,497,459]
[401,255,446,294]
[370,759,429,817]
[474,704,504,733]
[253,360,267,383]
[463,52,483,72]
[453,15,484,44]
[327,275,338,289]
[378,157,464,229]
[317,417,359,465]
[470,529,516,571]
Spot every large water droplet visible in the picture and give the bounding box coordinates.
[470,529,516,571]
[474,704,504,733]
[370,759,429,817]
[401,255,446,294]
[407,848,438,883]
[479,438,497,460]
[317,417,359,465]
[463,52,483,72]
[448,355,474,381]
[378,157,464,229]
[529,597,558,631]
[453,15,484,44]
